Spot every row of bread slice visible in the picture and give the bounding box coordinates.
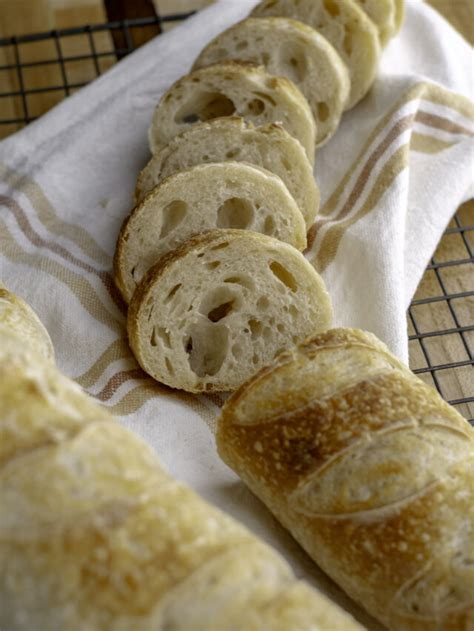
[114,0,404,392]
[150,0,404,151]
[0,285,363,630]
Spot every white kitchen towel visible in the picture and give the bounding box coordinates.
[0,1,473,627]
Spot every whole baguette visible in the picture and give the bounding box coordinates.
[0,291,362,630]
[217,328,474,630]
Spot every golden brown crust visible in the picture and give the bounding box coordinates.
[217,327,474,629]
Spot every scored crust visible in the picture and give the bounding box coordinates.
[217,327,474,629]
[127,229,333,393]
[193,17,350,146]
[148,61,317,162]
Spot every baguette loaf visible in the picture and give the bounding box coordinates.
[0,292,362,631]
[217,328,474,630]
[115,162,307,304]
[251,0,381,109]
[127,230,333,393]
[135,118,320,228]
[353,0,398,45]
[193,17,350,146]
[0,285,53,361]
[148,61,317,162]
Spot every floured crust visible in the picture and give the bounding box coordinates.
[251,0,381,109]
[0,287,54,361]
[193,17,350,146]
[148,61,316,162]
[127,229,333,392]
[0,293,363,630]
[217,327,474,630]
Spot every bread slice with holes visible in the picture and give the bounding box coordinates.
[353,0,398,46]
[136,117,319,228]
[127,229,332,393]
[193,17,350,146]
[148,61,316,162]
[251,0,380,110]
[116,162,307,304]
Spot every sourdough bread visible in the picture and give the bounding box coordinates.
[135,118,319,229]
[193,17,350,146]
[251,0,381,109]
[127,230,333,393]
[148,61,316,162]
[116,162,307,304]
[217,328,474,630]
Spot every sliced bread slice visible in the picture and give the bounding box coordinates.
[127,229,333,393]
[116,162,307,304]
[251,0,380,109]
[136,117,319,228]
[148,62,316,162]
[193,17,350,146]
[353,0,397,46]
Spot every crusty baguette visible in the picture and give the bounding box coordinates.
[127,230,333,393]
[115,162,307,304]
[217,328,474,630]
[0,285,53,361]
[0,292,362,631]
[353,0,398,45]
[135,118,320,228]
[193,17,350,146]
[251,0,381,109]
[148,61,316,162]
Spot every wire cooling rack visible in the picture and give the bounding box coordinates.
[0,13,472,423]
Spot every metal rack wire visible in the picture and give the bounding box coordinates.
[0,13,472,423]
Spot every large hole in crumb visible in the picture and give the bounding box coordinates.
[185,320,229,377]
[217,197,254,229]
[159,200,187,238]
[317,102,330,122]
[246,99,265,115]
[165,283,182,303]
[175,91,236,124]
[263,215,276,235]
[207,300,235,323]
[280,49,308,84]
[269,261,298,292]
[224,275,254,290]
[343,26,354,56]
[248,318,263,340]
[323,0,340,17]
[199,286,240,322]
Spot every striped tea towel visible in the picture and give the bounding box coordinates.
[0,1,473,626]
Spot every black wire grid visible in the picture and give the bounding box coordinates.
[0,14,472,423]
